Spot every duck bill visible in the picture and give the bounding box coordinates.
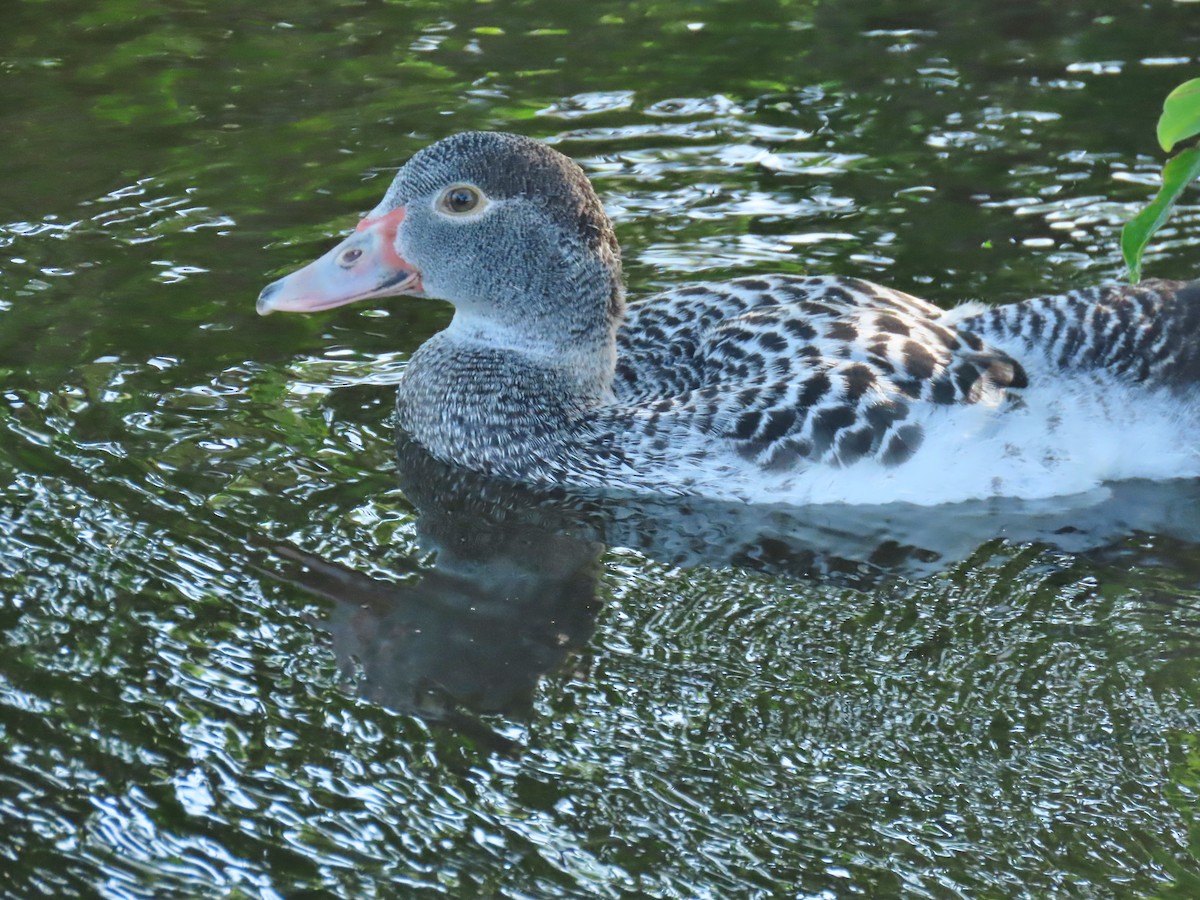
[256,206,422,315]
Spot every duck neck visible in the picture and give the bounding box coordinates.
[396,277,624,470]
[396,322,611,479]
[441,265,624,403]
[441,317,615,403]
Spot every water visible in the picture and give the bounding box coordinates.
[3,0,1200,895]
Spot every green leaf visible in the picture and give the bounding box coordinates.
[1157,77,1200,152]
[1121,145,1200,282]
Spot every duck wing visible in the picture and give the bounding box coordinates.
[607,275,1026,470]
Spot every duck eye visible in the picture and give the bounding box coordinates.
[442,185,481,214]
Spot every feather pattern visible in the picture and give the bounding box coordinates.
[611,274,1027,471]
[955,278,1200,385]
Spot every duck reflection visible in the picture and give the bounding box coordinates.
[271,436,1200,721]
[271,441,604,722]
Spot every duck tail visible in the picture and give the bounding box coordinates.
[954,278,1200,386]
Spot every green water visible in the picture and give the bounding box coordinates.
[4,0,1200,895]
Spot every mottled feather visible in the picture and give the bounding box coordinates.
[608,275,1027,472]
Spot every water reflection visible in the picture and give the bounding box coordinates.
[271,443,605,723]
[275,436,1200,720]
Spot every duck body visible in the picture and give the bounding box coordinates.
[258,132,1200,506]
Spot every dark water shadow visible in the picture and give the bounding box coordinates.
[265,436,1200,725]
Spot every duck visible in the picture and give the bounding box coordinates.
[257,131,1200,506]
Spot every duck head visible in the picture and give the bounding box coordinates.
[257,132,624,345]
